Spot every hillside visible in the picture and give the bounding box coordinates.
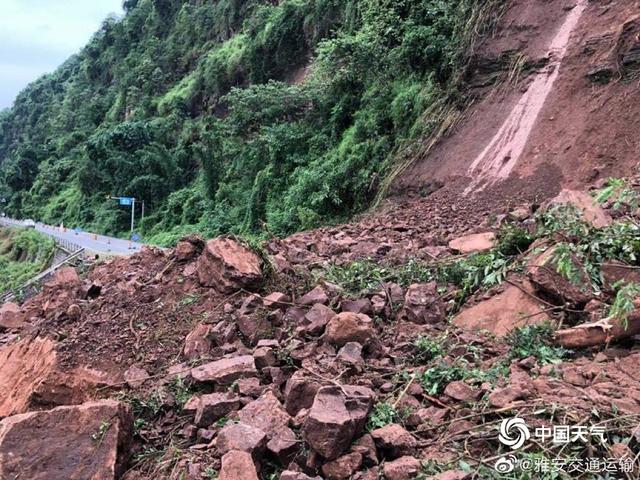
[0,0,501,244]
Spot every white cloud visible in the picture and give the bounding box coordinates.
[0,0,123,109]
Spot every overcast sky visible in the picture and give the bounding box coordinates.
[0,0,123,109]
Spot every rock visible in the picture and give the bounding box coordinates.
[264,292,291,310]
[124,365,150,389]
[382,456,422,480]
[322,452,363,480]
[601,260,640,291]
[253,347,277,370]
[66,304,82,321]
[191,356,257,385]
[444,381,478,403]
[280,471,323,480]
[370,424,415,458]
[299,286,329,306]
[298,303,335,336]
[194,393,241,427]
[487,385,531,408]
[527,246,591,307]
[453,280,550,336]
[448,232,496,254]
[237,294,271,345]
[175,235,204,262]
[238,391,291,436]
[183,323,212,360]
[428,471,469,480]
[400,283,445,324]
[267,426,299,464]
[0,303,23,330]
[284,371,322,416]
[550,190,612,228]
[219,450,259,480]
[351,433,378,466]
[48,267,80,289]
[0,400,132,480]
[303,385,374,460]
[325,312,375,347]
[216,423,267,458]
[341,299,372,315]
[197,237,263,293]
[337,342,364,365]
[237,377,265,398]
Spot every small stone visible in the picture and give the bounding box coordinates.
[124,366,150,389]
[325,312,375,347]
[382,456,422,480]
[194,393,241,427]
[216,423,267,458]
[443,381,478,403]
[191,356,257,385]
[370,424,415,458]
[299,286,329,306]
[322,452,363,480]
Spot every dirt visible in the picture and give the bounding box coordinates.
[397,0,640,195]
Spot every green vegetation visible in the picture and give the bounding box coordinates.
[367,401,401,430]
[505,324,568,364]
[0,227,55,295]
[0,0,503,244]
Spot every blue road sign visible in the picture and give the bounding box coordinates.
[131,233,141,242]
[119,197,134,206]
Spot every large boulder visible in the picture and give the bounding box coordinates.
[453,280,550,336]
[191,356,257,385]
[0,400,132,480]
[549,190,612,228]
[325,312,375,348]
[197,237,263,293]
[303,385,374,460]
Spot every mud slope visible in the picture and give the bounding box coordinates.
[397,0,640,195]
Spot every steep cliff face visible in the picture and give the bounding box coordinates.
[396,0,640,197]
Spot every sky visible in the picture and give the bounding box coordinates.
[0,0,123,109]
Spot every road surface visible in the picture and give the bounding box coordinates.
[0,218,145,256]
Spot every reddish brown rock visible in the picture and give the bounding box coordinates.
[303,385,374,460]
[341,298,372,315]
[400,283,445,324]
[337,342,364,365]
[370,424,416,458]
[66,303,82,321]
[487,385,532,408]
[527,246,592,306]
[429,471,469,480]
[238,391,291,436]
[351,433,378,466]
[0,400,132,480]
[322,452,363,480]
[197,237,263,293]
[284,371,322,415]
[299,286,329,306]
[216,423,267,458]
[264,292,291,310]
[448,232,496,254]
[253,347,277,370]
[298,303,335,336]
[280,471,323,480]
[550,190,612,228]
[0,303,23,330]
[325,312,375,347]
[444,381,478,403]
[267,425,299,464]
[175,235,204,262]
[194,393,241,427]
[219,450,259,480]
[123,365,150,389]
[191,356,257,385]
[453,280,550,336]
[183,323,212,360]
[48,267,80,289]
[382,456,422,480]
[601,260,640,291]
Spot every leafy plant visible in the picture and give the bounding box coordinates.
[413,335,445,364]
[505,324,568,364]
[609,282,640,328]
[367,402,400,431]
[497,224,534,256]
[595,178,639,210]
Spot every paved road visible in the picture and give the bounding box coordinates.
[0,218,145,256]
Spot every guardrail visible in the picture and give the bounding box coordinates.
[0,218,87,304]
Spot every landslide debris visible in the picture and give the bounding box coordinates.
[0,176,639,479]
